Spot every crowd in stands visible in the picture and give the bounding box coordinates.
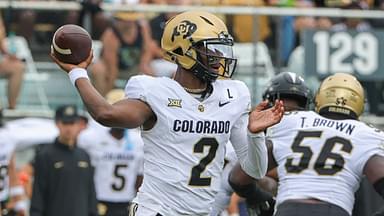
[0,0,382,109]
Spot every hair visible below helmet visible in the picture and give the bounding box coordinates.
[315,73,364,119]
[262,72,311,110]
[161,11,237,82]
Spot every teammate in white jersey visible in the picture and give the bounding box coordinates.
[78,89,144,216]
[51,10,284,216]
[0,110,27,216]
[212,72,311,216]
[230,73,384,216]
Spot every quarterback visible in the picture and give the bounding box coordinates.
[51,10,284,216]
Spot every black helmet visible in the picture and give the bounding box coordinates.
[263,72,311,110]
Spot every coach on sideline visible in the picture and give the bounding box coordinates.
[30,105,98,216]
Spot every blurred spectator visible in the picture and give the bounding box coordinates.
[78,0,109,40]
[222,0,271,43]
[0,13,25,109]
[14,0,80,46]
[17,163,33,200]
[30,105,98,216]
[370,0,384,28]
[90,12,153,96]
[78,89,144,216]
[331,1,371,31]
[147,0,185,77]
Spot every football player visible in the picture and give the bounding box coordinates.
[211,72,311,216]
[51,10,284,216]
[230,73,384,216]
[77,89,144,216]
[0,109,27,216]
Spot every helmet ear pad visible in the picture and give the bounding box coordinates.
[164,47,197,70]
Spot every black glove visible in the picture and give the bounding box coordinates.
[246,198,275,216]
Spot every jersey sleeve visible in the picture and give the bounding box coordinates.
[230,81,268,179]
[229,81,251,161]
[124,75,154,103]
[353,127,384,174]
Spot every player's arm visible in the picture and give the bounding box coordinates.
[364,155,384,200]
[230,100,283,180]
[51,52,154,129]
[228,100,282,210]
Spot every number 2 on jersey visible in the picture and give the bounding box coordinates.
[285,131,353,175]
[188,138,219,187]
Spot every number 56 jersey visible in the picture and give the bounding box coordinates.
[125,75,251,216]
[268,111,384,215]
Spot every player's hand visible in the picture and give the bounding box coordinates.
[50,49,93,73]
[248,100,284,133]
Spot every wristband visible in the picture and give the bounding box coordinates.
[68,68,89,86]
[248,131,265,139]
[9,186,24,197]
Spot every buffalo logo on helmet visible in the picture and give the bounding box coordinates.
[171,20,197,42]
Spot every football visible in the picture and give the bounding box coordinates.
[51,24,92,64]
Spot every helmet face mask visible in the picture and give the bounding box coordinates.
[161,11,237,83]
[192,38,237,82]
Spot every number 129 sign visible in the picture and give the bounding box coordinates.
[304,30,384,80]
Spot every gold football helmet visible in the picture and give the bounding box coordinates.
[315,73,365,118]
[161,11,237,82]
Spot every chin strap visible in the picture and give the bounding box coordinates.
[201,83,213,99]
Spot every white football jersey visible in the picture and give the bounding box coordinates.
[268,111,384,215]
[125,75,250,215]
[0,128,17,201]
[78,127,144,202]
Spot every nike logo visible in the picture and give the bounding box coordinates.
[219,101,230,107]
